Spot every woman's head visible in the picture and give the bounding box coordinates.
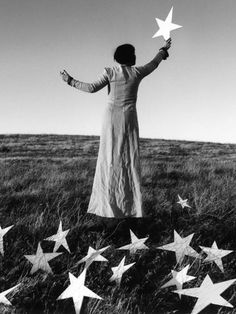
[114,44,136,66]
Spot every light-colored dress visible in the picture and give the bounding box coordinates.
[70,50,167,218]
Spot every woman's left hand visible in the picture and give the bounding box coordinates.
[60,70,71,83]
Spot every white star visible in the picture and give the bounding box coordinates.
[24,242,62,274]
[0,284,20,306]
[45,221,71,253]
[157,230,201,264]
[110,256,135,286]
[152,6,182,40]
[174,275,236,314]
[57,269,102,314]
[177,195,191,209]
[117,230,149,254]
[77,246,110,269]
[200,241,233,272]
[0,224,13,255]
[161,264,196,297]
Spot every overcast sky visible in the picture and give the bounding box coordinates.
[1,0,236,143]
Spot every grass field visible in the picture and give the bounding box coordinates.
[0,134,236,314]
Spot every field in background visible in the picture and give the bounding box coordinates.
[0,134,236,314]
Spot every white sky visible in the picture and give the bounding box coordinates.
[1,0,236,143]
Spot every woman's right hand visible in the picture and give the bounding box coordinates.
[164,38,172,50]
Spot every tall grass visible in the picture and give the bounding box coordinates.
[0,135,236,313]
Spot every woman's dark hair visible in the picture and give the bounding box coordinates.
[114,44,136,65]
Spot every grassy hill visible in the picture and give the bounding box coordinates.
[0,134,236,313]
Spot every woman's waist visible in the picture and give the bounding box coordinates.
[106,103,137,113]
[107,97,137,106]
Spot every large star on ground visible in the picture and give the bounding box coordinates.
[110,256,135,286]
[45,221,71,253]
[173,275,236,314]
[157,230,201,264]
[200,241,233,272]
[0,284,20,306]
[77,246,109,269]
[0,224,13,255]
[24,242,62,274]
[152,7,182,40]
[117,229,149,254]
[57,269,102,314]
[161,264,196,295]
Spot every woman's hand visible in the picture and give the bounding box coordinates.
[60,70,72,83]
[164,38,172,50]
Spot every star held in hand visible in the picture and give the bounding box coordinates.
[0,224,13,255]
[77,246,110,269]
[177,195,191,209]
[152,6,182,40]
[45,220,71,253]
[110,256,135,286]
[0,284,20,306]
[200,241,233,272]
[173,275,236,314]
[24,242,62,274]
[57,269,102,314]
[117,229,149,254]
[161,264,196,297]
[157,230,201,264]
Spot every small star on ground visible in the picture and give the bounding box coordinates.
[24,242,62,274]
[117,229,149,254]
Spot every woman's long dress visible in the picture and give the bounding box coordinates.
[70,50,167,218]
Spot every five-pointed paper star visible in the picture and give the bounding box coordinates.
[161,264,196,297]
[110,256,135,286]
[77,246,109,269]
[24,242,62,274]
[45,221,71,253]
[157,230,201,264]
[174,275,236,314]
[57,269,102,314]
[152,6,182,40]
[200,241,233,272]
[117,229,149,254]
[0,224,13,255]
[0,284,20,306]
[177,195,191,209]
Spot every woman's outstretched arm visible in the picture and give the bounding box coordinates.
[136,38,171,78]
[60,68,109,93]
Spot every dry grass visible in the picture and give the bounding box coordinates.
[0,134,236,313]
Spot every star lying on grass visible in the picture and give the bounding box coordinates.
[152,6,182,40]
[110,256,135,286]
[57,269,102,314]
[24,242,62,274]
[161,264,196,296]
[117,229,149,254]
[0,224,13,255]
[0,284,20,306]
[173,275,236,314]
[76,246,110,269]
[200,241,233,272]
[177,195,191,209]
[157,230,201,264]
[44,220,71,253]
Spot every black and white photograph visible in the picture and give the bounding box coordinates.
[1,0,236,313]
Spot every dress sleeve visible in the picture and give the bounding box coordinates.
[135,50,168,79]
[70,68,109,93]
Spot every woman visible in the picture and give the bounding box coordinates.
[60,38,171,221]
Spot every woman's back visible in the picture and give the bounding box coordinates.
[105,64,142,107]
